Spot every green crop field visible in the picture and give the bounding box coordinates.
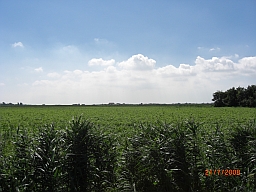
[0,105,256,191]
[1,105,255,132]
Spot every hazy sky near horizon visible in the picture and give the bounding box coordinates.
[1,1,256,104]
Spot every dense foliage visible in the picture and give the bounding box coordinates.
[0,117,117,191]
[212,85,256,107]
[0,106,256,191]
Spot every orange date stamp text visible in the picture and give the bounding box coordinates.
[205,169,240,176]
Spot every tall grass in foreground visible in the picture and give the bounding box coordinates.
[65,116,117,191]
[120,119,256,191]
[0,116,117,191]
[0,117,256,191]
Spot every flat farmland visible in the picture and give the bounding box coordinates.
[1,105,255,133]
[0,105,256,191]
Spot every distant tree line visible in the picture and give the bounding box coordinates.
[212,85,256,107]
[0,102,23,106]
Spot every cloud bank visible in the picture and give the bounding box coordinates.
[4,54,256,104]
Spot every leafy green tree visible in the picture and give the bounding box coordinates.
[236,86,246,106]
[224,87,238,107]
[246,85,256,107]
[212,91,227,107]
[212,85,256,107]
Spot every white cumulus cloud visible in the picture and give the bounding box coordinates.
[236,56,256,73]
[94,38,109,44]
[106,66,117,73]
[195,56,235,72]
[88,58,115,66]
[73,69,83,75]
[118,54,156,71]
[61,45,79,54]
[209,47,220,52]
[12,42,24,48]
[34,67,43,72]
[32,80,52,86]
[156,63,196,77]
[47,72,61,78]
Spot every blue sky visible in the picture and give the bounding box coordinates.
[1,1,256,104]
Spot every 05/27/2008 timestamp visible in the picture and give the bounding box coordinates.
[205,169,240,176]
